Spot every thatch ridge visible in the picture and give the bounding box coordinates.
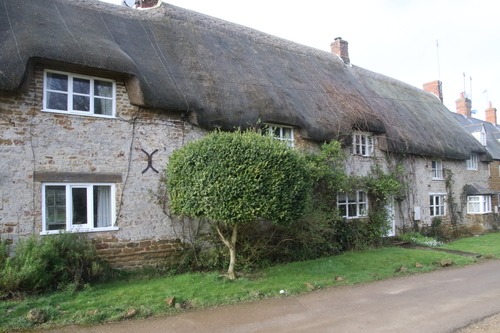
[0,0,486,159]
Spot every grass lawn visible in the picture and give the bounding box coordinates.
[1,233,499,331]
[442,232,500,257]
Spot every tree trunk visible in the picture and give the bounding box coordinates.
[216,222,239,280]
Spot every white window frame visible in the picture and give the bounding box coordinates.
[466,154,478,170]
[472,128,487,146]
[431,160,443,180]
[429,194,446,217]
[264,124,294,148]
[467,195,492,214]
[351,132,374,157]
[41,183,118,235]
[43,69,116,118]
[337,191,368,219]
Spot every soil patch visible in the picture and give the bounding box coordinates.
[395,241,482,258]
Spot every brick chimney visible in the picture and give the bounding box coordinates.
[135,0,159,8]
[331,37,350,65]
[423,80,443,103]
[485,102,497,125]
[456,92,472,119]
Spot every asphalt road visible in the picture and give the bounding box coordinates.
[40,260,500,333]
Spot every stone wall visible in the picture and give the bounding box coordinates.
[397,155,492,234]
[489,161,500,207]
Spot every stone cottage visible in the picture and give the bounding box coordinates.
[451,94,500,232]
[0,0,490,268]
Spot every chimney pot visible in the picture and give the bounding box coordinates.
[485,102,497,125]
[331,38,350,65]
[456,93,472,119]
[136,0,159,8]
[423,80,443,103]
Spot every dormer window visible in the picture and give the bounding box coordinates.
[466,154,478,170]
[431,160,443,180]
[472,127,487,146]
[43,70,116,117]
[263,125,294,147]
[352,132,373,157]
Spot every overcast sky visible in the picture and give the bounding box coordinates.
[100,0,499,121]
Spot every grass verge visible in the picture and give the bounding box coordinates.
[442,232,500,257]
[2,234,499,331]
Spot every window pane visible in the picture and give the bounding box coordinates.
[94,186,111,228]
[73,78,90,94]
[45,186,66,230]
[359,203,367,216]
[73,95,90,111]
[282,127,292,140]
[94,98,112,115]
[47,73,68,91]
[348,203,356,217]
[339,204,346,217]
[72,187,88,225]
[47,92,68,110]
[94,80,113,97]
[273,127,281,138]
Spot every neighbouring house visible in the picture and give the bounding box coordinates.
[0,0,490,268]
[451,95,500,232]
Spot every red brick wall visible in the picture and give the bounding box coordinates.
[94,237,184,270]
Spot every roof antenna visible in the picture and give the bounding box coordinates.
[436,40,441,81]
[463,73,466,95]
[470,76,472,102]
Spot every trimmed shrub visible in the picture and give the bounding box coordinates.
[166,130,311,279]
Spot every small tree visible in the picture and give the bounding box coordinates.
[166,130,310,279]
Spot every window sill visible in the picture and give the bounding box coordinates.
[41,109,116,119]
[40,227,119,235]
[432,178,444,181]
[467,212,492,215]
[344,216,369,220]
[351,154,373,158]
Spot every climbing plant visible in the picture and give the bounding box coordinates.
[444,168,463,233]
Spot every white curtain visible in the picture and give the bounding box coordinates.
[95,186,111,228]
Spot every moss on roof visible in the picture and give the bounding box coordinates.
[0,0,486,159]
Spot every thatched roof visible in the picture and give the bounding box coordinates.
[0,0,486,159]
